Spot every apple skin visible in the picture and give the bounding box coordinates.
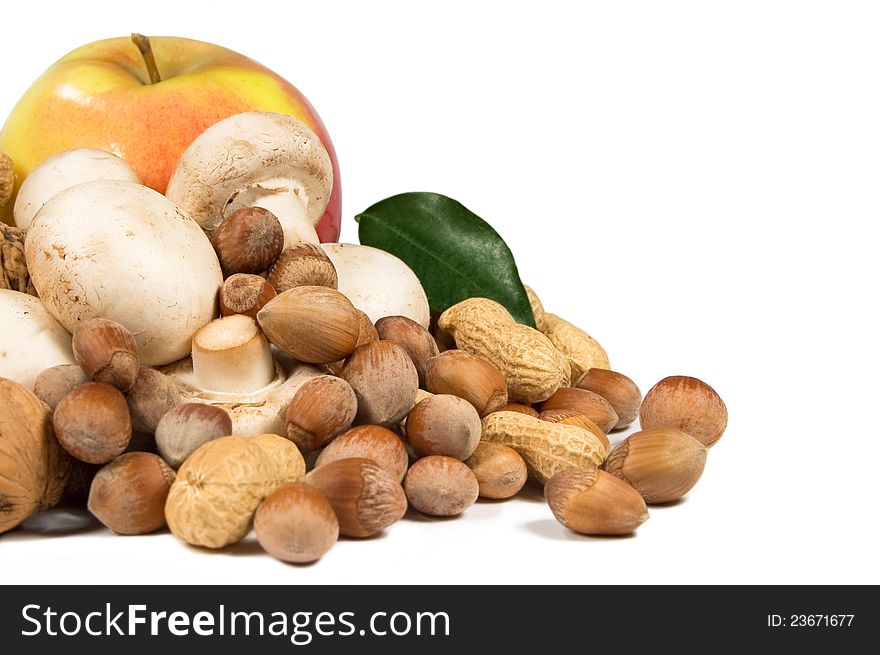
[0,36,341,241]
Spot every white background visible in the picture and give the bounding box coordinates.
[2,0,878,585]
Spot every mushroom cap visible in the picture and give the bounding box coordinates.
[13,148,141,229]
[320,243,431,329]
[165,112,333,237]
[0,289,77,388]
[25,180,222,366]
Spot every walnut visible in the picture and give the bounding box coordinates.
[0,223,32,294]
[0,152,13,210]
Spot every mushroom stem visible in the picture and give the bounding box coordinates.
[225,179,319,247]
[192,315,275,395]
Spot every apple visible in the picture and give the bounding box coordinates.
[0,35,341,241]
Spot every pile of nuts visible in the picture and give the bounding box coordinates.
[0,115,728,565]
[0,202,728,562]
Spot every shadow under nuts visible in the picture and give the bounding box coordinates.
[404,456,479,517]
[341,340,418,426]
[603,428,707,504]
[405,394,481,460]
[545,467,648,535]
[304,458,407,538]
[257,286,360,364]
[255,482,339,564]
[88,452,175,535]
[640,376,728,447]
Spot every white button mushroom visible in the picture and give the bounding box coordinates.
[163,316,325,436]
[25,180,223,366]
[165,112,333,248]
[320,243,431,329]
[13,148,141,230]
[0,289,77,388]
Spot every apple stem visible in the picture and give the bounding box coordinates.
[131,33,162,84]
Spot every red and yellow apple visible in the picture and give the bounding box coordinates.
[0,36,341,241]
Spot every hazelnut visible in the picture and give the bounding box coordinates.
[639,376,728,447]
[327,309,378,375]
[255,482,339,563]
[603,428,707,504]
[425,350,508,416]
[33,364,89,410]
[88,452,175,535]
[315,425,409,483]
[545,467,649,536]
[465,443,527,500]
[577,369,642,430]
[375,315,439,387]
[403,456,479,517]
[267,242,338,293]
[405,394,481,460]
[540,387,618,434]
[341,340,418,426]
[211,206,284,275]
[53,382,132,464]
[125,367,181,438]
[497,403,540,418]
[219,273,277,318]
[285,376,357,450]
[72,318,140,392]
[155,403,232,469]
[305,458,407,538]
[165,435,277,548]
[257,286,361,363]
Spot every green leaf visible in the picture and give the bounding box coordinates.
[356,192,535,327]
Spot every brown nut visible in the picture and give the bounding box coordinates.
[255,482,339,563]
[577,369,642,430]
[315,425,408,482]
[0,152,13,210]
[88,452,175,535]
[375,315,439,387]
[125,367,181,438]
[251,433,307,486]
[165,435,277,548]
[72,318,140,392]
[341,340,418,426]
[545,467,648,535]
[327,310,379,375]
[1,222,31,293]
[304,458,407,538]
[267,242,338,293]
[603,428,707,504]
[212,206,284,276]
[405,394,481,460]
[465,442,527,500]
[0,378,70,535]
[33,364,89,410]
[257,286,360,363]
[285,376,357,451]
[640,376,728,447]
[155,403,232,469]
[404,456,479,516]
[424,350,508,416]
[497,403,539,418]
[219,274,277,318]
[541,387,618,434]
[53,382,132,464]
[539,409,611,456]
